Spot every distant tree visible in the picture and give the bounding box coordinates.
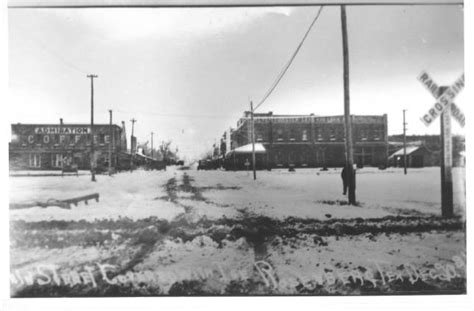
[159,140,179,164]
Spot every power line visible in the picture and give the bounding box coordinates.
[13,23,88,75]
[113,109,242,120]
[254,6,324,111]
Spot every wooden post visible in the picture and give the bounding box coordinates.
[87,74,98,182]
[439,86,453,217]
[403,109,407,175]
[340,5,356,205]
[130,118,136,171]
[108,109,113,176]
[250,101,256,180]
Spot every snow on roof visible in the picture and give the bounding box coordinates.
[388,146,423,158]
[227,143,266,155]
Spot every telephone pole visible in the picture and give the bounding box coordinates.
[341,5,356,205]
[250,101,256,180]
[87,74,98,182]
[439,86,453,218]
[108,109,113,176]
[403,109,407,175]
[151,132,154,159]
[130,118,136,172]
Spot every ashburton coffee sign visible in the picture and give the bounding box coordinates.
[34,127,91,135]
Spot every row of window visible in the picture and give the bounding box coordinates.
[28,153,76,168]
[254,128,384,142]
[21,134,114,146]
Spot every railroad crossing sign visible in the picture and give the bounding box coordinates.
[418,71,465,127]
[417,71,465,218]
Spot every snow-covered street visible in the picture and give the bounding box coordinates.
[9,166,466,296]
[9,166,466,222]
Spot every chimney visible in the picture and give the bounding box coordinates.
[60,118,63,125]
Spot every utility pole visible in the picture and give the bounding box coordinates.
[87,74,98,182]
[108,109,113,176]
[439,86,453,218]
[130,118,136,172]
[340,5,356,205]
[151,132,154,159]
[403,109,407,175]
[250,101,256,180]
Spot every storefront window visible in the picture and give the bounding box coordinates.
[29,154,41,168]
[51,154,63,168]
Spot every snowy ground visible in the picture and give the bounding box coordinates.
[9,166,466,296]
[9,166,466,222]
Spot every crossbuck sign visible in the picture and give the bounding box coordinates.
[417,70,464,218]
[418,71,465,127]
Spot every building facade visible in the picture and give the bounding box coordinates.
[223,112,388,169]
[9,120,127,171]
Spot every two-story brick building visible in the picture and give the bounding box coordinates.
[223,112,388,170]
[9,119,127,171]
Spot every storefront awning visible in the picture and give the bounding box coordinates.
[227,143,266,155]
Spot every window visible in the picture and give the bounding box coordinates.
[373,128,382,141]
[75,135,81,144]
[300,154,308,167]
[28,135,34,144]
[43,135,50,144]
[60,135,66,144]
[289,129,296,141]
[105,135,110,144]
[336,128,343,141]
[302,129,308,141]
[277,129,284,141]
[329,128,336,141]
[360,129,368,141]
[316,128,323,141]
[29,154,41,168]
[275,151,283,166]
[52,154,63,168]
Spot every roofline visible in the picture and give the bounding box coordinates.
[11,123,123,128]
[240,113,387,118]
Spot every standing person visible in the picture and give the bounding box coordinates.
[341,164,357,195]
[341,164,349,195]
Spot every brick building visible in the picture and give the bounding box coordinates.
[222,112,388,170]
[9,119,127,171]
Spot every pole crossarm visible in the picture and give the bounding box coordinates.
[8,0,463,8]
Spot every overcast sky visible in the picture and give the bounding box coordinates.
[8,4,464,160]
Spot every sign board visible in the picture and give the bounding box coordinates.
[450,103,465,127]
[418,71,464,218]
[34,127,91,134]
[418,72,465,127]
